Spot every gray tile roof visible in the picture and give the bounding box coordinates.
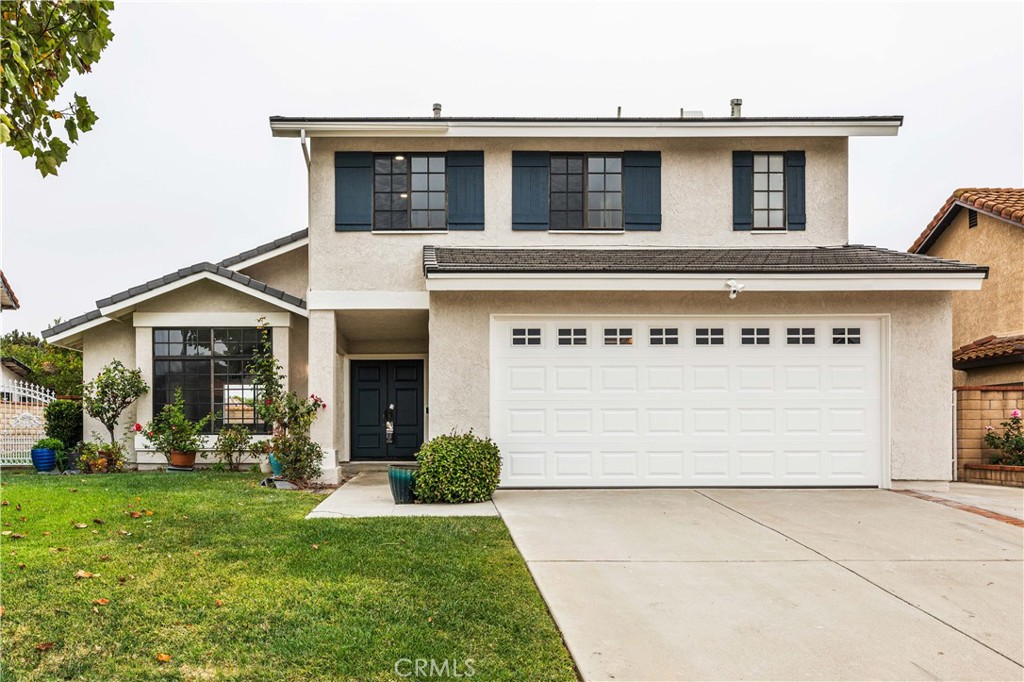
[217,228,308,268]
[423,245,988,276]
[43,263,306,339]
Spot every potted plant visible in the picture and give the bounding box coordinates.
[78,440,126,474]
[30,437,63,473]
[388,464,417,504]
[143,388,212,470]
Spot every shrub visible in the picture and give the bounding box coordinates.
[82,360,148,445]
[78,440,125,474]
[985,409,1024,466]
[32,437,64,453]
[45,399,83,453]
[248,322,325,483]
[414,431,501,503]
[143,388,211,456]
[209,425,251,472]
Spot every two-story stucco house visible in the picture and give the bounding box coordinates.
[44,110,990,490]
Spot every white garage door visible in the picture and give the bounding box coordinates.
[491,316,883,487]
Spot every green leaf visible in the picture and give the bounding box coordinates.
[0,123,10,145]
[64,118,78,143]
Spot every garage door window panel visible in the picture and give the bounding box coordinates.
[604,328,634,346]
[833,328,862,345]
[741,328,771,346]
[558,328,588,346]
[695,328,725,346]
[511,328,542,347]
[787,328,816,345]
[650,328,679,346]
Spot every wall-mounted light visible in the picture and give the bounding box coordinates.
[725,279,746,300]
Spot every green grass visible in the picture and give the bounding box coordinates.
[0,472,576,682]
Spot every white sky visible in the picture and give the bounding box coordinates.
[1,1,1021,335]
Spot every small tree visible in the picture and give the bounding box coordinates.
[985,409,1024,466]
[82,360,148,445]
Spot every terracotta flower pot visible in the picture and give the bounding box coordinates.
[169,450,197,468]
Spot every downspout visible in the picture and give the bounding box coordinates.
[951,389,958,481]
[299,129,311,170]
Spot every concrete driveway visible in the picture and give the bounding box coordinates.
[493,488,1024,681]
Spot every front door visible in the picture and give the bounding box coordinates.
[350,360,425,460]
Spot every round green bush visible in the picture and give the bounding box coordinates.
[44,399,83,453]
[414,431,501,503]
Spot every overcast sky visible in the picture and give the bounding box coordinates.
[1,1,1021,336]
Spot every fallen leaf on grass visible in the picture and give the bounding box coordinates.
[0,605,5,617]
[92,607,98,614]
[129,512,141,519]
[42,531,51,536]
[17,563,25,569]
[18,516,26,522]
[74,570,97,579]
[99,555,111,561]
[1,531,11,536]
[182,515,189,520]
[7,533,25,539]
[145,510,154,517]
[15,504,21,511]
[118,530,131,536]
[157,653,171,663]
[310,544,320,550]
[70,488,77,493]
[0,501,7,506]
[91,530,99,535]
[93,519,104,525]
[35,642,55,651]
[92,598,110,605]
[73,523,88,529]
[215,599,223,607]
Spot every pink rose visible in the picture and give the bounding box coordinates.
[133,423,142,432]
[1011,409,1021,419]
[985,425,995,432]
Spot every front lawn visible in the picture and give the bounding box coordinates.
[0,473,576,681]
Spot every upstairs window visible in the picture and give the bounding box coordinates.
[753,153,786,230]
[550,154,623,230]
[373,154,446,230]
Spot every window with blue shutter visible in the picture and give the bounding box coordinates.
[623,151,661,231]
[335,152,373,231]
[512,151,550,230]
[733,150,806,231]
[447,151,485,230]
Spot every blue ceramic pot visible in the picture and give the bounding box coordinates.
[268,453,283,476]
[31,448,57,473]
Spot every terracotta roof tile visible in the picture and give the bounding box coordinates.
[953,333,1024,367]
[909,188,1024,253]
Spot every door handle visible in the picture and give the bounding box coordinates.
[384,403,395,444]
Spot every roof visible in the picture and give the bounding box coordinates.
[953,333,1024,370]
[270,115,903,139]
[217,228,308,268]
[423,245,989,276]
[0,270,20,310]
[1,356,31,378]
[909,188,1024,254]
[270,115,904,124]
[43,262,306,340]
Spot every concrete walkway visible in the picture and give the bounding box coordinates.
[306,472,498,518]
[921,482,1024,520]
[493,488,1024,681]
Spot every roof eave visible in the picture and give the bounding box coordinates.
[270,117,903,139]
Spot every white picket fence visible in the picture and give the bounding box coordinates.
[1,379,55,466]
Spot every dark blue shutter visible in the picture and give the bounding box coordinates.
[785,151,806,231]
[732,151,753,231]
[623,151,662,231]
[446,151,485,230]
[512,151,550,230]
[335,152,373,231]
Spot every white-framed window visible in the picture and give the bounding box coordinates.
[753,153,786,230]
[558,327,588,346]
[832,327,862,345]
[511,328,542,347]
[786,327,815,345]
[649,327,679,346]
[695,328,725,346]
[741,327,771,345]
[603,327,634,346]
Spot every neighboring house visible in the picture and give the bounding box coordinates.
[1,270,20,311]
[1,356,31,383]
[44,108,990,490]
[909,188,1024,387]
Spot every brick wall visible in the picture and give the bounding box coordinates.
[955,386,1023,478]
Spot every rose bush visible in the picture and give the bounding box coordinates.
[984,409,1024,466]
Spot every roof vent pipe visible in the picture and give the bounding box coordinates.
[730,98,743,118]
[432,103,442,118]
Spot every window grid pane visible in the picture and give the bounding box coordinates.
[558,328,588,346]
[752,153,786,231]
[603,327,634,346]
[374,154,446,231]
[741,327,771,345]
[786,327,816,345]
[153,328,271,433]
[695,328,725,346]
[832,327,862,345]
[650,327,679,346]
[511,328,542,347]
[551,153,622,230]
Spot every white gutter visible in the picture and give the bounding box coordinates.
[424,271,986,292]
[300,129,311,169]
[270,119,902,139]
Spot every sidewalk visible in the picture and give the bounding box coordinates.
[306,471,499,518]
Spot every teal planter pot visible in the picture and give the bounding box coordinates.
[31,448,57,473]
[388,465,416,504]
[268,453,283,477]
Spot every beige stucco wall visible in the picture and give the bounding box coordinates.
[239,246,309,300]
[924,211,1023,349]
[134,280,277,314]
[81,321,137,454]
[427,290,953,483]
[307,136,849,293]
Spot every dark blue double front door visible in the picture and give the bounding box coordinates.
[350,360,424,461]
